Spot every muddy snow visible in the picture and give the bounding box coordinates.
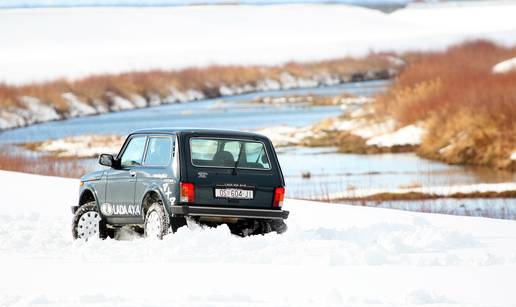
[1,170,516,306]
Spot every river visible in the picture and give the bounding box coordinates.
[0,80,514,198]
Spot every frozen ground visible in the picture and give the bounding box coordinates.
[1,2,516,84]
[2,170,516,306]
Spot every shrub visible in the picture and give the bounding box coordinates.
[375,40,516,170]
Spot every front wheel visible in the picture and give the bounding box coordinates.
[144,203,170,239]
[72,202,108,240]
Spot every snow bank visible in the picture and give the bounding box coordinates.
[2,2,516,84]
[2,170,516,306]
[493,57,516,74]
[366,124,424,147]
[29,134,124,158]
[257,125,315,147]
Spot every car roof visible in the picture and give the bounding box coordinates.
[131,127,267,138]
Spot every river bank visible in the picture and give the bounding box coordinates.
[0,55,399,131]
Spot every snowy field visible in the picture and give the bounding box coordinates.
[2,2,516,84]
[2,170,516,306]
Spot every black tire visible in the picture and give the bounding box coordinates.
[268,219,288,234]
[229,219,288,237]
[144,203,171,239]
[72,201,108,240]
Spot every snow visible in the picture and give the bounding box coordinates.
[62,93,97,117]
[29,134,123,158]
[326,182,516,200]
[493,57,516,73]
[257,125,315,147]
[511,151,516,160]
[19,96,61,123]
[366,124,424,147]
[2,2,516,84]
[2,170,516,306]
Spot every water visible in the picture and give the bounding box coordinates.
[1,79,514,198]
[0,80,386,144]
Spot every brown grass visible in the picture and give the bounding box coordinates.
[375,40,516,170]
[0,149,87,178]
[332,190,516,202]
[0,54,395,115]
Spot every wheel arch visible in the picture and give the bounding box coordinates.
[141,189,169,217]
[79,188,98,207]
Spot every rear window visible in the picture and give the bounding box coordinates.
[190,138,271,170]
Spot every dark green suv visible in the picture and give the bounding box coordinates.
[72,128,288,240]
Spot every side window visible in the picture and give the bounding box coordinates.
[120,136,146,167]
[144,137,173,166]
[244,142,270,169]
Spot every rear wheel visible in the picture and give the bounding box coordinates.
[72,202,108,240]
[229,219,287,236]
[144,203,170,239]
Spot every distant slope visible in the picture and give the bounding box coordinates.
[1,2,516,84]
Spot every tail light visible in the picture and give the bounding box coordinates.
[273,187,285,208]
[180,182,195,204]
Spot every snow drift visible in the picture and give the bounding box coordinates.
[1,170,516,306]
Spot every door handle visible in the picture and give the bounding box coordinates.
[129,171,136,177]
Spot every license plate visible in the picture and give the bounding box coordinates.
[215,188,254,200]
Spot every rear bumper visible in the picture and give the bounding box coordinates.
[170,205,289,220]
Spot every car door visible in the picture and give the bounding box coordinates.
[134,135,176,208]
[105,134,147,222]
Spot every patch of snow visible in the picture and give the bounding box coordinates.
[256,125,314,147]
[259,79,282,91]
[147,93,162,106]
[2,170,516,306]
[0,109,27,130]
[493,57,516,74]
[19,96,61,123]
[31,134,123,158]
[366,124,424,147]
[131,94,148,108]
[106,93,134,111]
[352,119,396,139]
[62,92,97,117]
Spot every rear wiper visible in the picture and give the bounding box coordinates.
[233,143,244,175]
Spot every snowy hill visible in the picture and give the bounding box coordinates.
[1,170,516,306]
[1,2,516,84]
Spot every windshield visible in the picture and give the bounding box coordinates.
[190,138,271,170]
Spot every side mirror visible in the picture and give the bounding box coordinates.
[99,154,116,168]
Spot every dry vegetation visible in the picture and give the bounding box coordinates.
[375,41,516,170]
[0,149,87,178]
[0,54,395,113]
[331,190,516,202]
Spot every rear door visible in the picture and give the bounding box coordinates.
[183,135,283,209]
